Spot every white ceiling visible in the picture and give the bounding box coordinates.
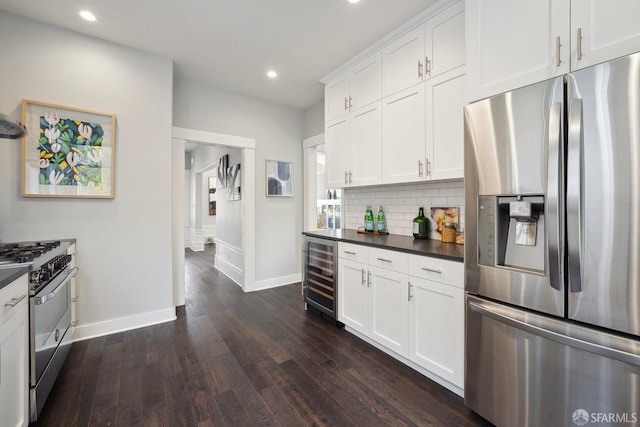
[0,0,438,110]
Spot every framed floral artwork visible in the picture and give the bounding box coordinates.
[21,99,116,198]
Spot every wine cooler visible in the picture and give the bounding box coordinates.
[303,236,342,326]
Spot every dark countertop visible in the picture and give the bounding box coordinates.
[0,266,29,291]
[303,229,464,262]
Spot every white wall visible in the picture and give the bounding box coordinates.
[173,79,304,289]
[0,12,175,339]
[303,100,324,139]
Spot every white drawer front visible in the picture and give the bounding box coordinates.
[338,242,369,263]
[368,247,408,273]
[0,274,28,326]
[408,255,463,288]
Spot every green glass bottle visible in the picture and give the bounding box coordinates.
[377,206,387,233]
[364,205,374,232]
[412,207,429,239]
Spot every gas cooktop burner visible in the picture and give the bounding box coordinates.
[0,240,62,265]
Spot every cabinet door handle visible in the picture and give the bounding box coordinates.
[344,171,348,184]
[426,159,431,176]
[376,257,392,263]
[348,96,353,110]
[577,28,582,60]
[344,97,349,111]
[418,160,423,177]
[418,60,423,78]
[408,282,413,301]
[367,271,371,287]
[421,267,442,274]
[425,56,431,77]
[348,171,352,183]
[4,294,27,307]
[361,268,366,286]
[555,36,561,67]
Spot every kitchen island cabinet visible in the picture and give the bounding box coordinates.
[0,270,29,427]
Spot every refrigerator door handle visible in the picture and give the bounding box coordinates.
[567,97,584,293]
[547,102,563,291]
[468,297,640,367]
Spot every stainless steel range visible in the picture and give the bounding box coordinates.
[0,239,78,422]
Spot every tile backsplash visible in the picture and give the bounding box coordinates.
[343,179,465,237]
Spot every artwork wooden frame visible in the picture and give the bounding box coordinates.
[266,160,293,197]
[21,99,116,198]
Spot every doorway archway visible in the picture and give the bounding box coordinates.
[171,126,256,306]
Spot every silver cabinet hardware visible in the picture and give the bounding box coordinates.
[418,60,423,78]
[55,328,60,342]
[72,297,78,302]
[344,97,349,111]
[4,294,27,307]
[425,56,431,77]
[555,36,561,67]
[577,27,583,60]
[418,160,424,177]
[408,282,413,301]
[348,96,353,110]
[367,271,371,287]
[376,257,392,263]
[426,159,431,176]
[361,268,366,286]
[421,267,442,274]
[344,171,348,184]
[348,171,353,183]
[344,250,356,255]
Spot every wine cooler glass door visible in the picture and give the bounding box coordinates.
[304,238,337,317]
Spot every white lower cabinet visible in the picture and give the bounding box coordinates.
[368,265,409,357]
[338,258,368,334]
[0,274,29,427]
[338,242,464,393]
[408,277,464,387]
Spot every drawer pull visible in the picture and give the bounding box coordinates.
[343,250,356,255]
[4,294,27,307]
[421,267,442,274]
[376,257,392,263]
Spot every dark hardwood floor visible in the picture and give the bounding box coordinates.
[32,245,492,426]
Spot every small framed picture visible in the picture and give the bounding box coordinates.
[266,160,292,197]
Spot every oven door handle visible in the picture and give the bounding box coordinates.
[69,266,79,278]
[35,292,56,305]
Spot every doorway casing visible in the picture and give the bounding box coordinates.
[172,126,256,306]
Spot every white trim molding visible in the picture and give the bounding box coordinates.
[253,273,302,292]
[214,239,244,287]
[173,126,256,149]
[73,307,176,342]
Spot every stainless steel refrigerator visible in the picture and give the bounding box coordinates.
[464,51,640,426]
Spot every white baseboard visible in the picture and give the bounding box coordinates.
[215,254,243,287]
[190,228,204,251]
[72,307,176,342]
[251,273,301,292]
[344,326,464,397]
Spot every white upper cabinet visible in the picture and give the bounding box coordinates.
[571,1,640,70]
[325,54,381,123]
[325,117,349,188]
[467,0,640,102]
[425,2,466,79]
[466,0,570,102]
[383,2,465,98]
[382,84,426,184]
[425,67,466,180]
[383,27,426,97]
[349,103,383,187]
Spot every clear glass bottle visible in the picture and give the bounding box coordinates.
[377,206,387,233]
[412,207,429,239]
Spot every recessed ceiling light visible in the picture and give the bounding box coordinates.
[79,10,96,22]
[348,0,361,4]
[266,70,278,79]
